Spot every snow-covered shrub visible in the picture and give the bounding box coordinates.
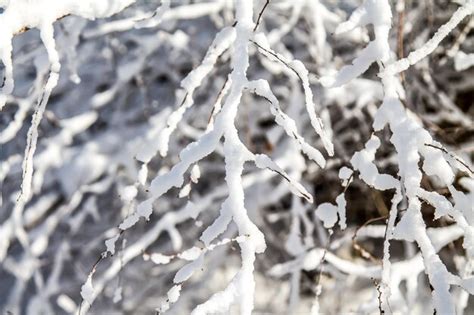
[1,0,472,314]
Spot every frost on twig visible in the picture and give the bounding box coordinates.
[1,1,472,314]
[0,0,138,265]
[103,1,333,313]
[323,0,474,314]
[251,34,334,156]
[320,0,392,88]
[381,3,474,77]
[0,0,137,108]
[154,236,247,314]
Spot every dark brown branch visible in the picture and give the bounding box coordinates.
[253,0,270,32]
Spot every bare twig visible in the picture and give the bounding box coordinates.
[251,40,304,81]
[208,76,230,125]
[352,215,388,263]
[425,143,473,175]
[372,278,385,315]
[253,0,270,32]
[397,0,406,84]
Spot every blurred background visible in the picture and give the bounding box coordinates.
[0,0,473,314]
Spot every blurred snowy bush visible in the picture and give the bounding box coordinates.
[0,0,473,314]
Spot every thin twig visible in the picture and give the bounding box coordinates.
[77,256,103,315]
[314,232,333,289]
[77,229,125,314]
[424,143,473,175]
[253,0,270,32]
[372,278,385,315]
[251,40,303,81]
[264,167,312,202]
[352,215,388,263]
[208,76,230,125]
[397,0,406,84]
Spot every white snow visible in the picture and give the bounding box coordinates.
[350,135,398,190]
[255,154,313,203]
[80,275,95,305]
[150,253,172,265]
[315,193,347,230]
[105,234,120,256]
[382,4,474,77]
[454,51,474,71]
